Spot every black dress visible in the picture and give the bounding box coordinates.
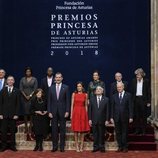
[31,98,48,136]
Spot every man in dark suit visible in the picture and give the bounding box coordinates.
[111,82,133,152]
[0,69,6,92]
[131,68,151,135]
[0,76,20,152]
[41,67,54,98]
[41,67,54,140]
[110,72,128,99]
[48,72,70,152]
[88,86,109,153]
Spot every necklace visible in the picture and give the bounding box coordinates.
[37,98,43,104]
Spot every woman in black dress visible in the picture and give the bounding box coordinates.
[19,67,38,140]
[31,89,48,151]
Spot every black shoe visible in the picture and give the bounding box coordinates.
[33,146,39,151]
[116,148,123,152]
[0,147,7,152]
[134,130,140,135]
[39,146,43,151]
[51,148,58,152]
[122,148,128,153]
[92,148,99,152]
[60,149,65,152]
[10,147,18,152]
[100,149,105,153]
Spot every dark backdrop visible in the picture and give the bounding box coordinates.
[0,0,150,96]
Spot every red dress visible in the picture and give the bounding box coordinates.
[71,93,90,132]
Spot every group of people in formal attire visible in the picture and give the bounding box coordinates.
[0,67,151,153]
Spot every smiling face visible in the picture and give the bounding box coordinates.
[115,72,122,82]
[25,69,32,77]
[7,76,15,87]
[36,90,42,98]
[117,83,124,93]
[77,83,83,92]
[47,67,53,77]
[55,73,63,84]
[93,72,99,81]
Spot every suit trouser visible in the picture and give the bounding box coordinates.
[51,112,66,150]
[1,118,16,147]
[115,118,128,149]
[92,123,105,150]
[134,96,147,131]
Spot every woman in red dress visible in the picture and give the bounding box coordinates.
[71,82,90,152]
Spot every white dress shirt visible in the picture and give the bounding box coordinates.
[97,95,102,108]
[8,86,13,93]
[119,90,125,98]
[136,79,143,96]
[47,76,53,87]
[56,83,62,92]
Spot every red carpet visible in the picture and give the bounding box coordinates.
[0,151,158,158]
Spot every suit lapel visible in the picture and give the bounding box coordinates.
[121,92,126,105]
[116,93,120,104]
[94,96,98,109]
[45,78,48,88]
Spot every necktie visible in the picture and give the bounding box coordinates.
[0,80,2,91]
[97,97,101,108]
[8,87,12,94]
[119,93,122,103]
[56,84,60,100]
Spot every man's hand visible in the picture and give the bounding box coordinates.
[13,115,18,120]
[89,120,92,127]
[42,111,47,115]
[110,118,114,124]
[64,112,69,118]
[35,111,43,115]
[129,118,133,123]
[105,121,109,126]
[147,103,151,107]
[49,113,53,118]
[0,115,3,119]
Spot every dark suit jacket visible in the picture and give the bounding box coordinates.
[41,77,54,98]
[110,81,128,99]
[0,87,20,118]
[88,96,109,125]
[111,92,133,122]
[131,78,151,104]
[47,84,70,117]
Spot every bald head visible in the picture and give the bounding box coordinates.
[47,67,53,77]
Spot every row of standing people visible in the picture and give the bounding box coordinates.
[0,67,151,152]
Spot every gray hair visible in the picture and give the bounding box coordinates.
[134,68,146,77]
[96,86,104,92]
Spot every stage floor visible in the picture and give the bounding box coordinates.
[0,151,158,158]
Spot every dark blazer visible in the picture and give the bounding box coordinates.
[131,78,151,104]
[111,92,133,122]
[88,96,109,125]
[0,87,20,118]
[47,84,70,117]
[41,77,54,98]
[110,81,128,99]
